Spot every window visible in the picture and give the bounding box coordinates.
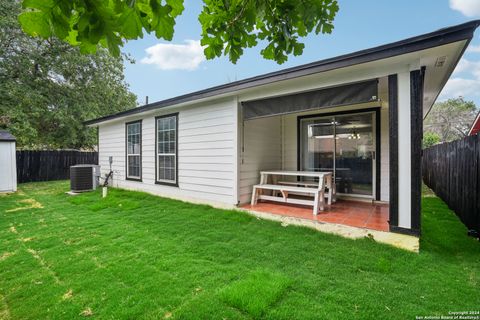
[126,121,142,180]
[156,114,178,185]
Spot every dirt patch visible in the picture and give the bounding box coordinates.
[6,199,43,213]
[9,226,17,234]
[20,237,33,242]
[80,307,93,317]
[0,252,14,261]
[0,294,11,320]
[62,289,73,301]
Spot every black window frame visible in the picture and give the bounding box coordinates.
[155,113,179,187]
[125,120,142,182]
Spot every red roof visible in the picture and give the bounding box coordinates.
[469,112,480,136]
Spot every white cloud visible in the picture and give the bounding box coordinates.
[449,0,480,17]
[440,78,480,99]
[467,44,480,53]
[452,58,480,78]
[440,58,480,100]
[141,40,205,71]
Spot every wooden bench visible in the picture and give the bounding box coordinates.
[250,183,326,214]
[277,181,335,205]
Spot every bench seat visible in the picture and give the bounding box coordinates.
[250,183,325,214]
[277,181,335,204]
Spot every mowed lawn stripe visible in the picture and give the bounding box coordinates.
[0,181,479,319]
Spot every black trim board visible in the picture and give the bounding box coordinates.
[125,120,142,182]
[390,225,420,237]
[85,20,480,126]
[410,68,425,233]
[154,113,179,187]
[296,107,381,199]
[388,74,399,230]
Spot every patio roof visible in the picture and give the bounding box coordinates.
[85,20,480,126]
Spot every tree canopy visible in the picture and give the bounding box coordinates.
[424,97,479,143]
[18,0,339,64]
[422,131,440,149]
[0,0,137,150]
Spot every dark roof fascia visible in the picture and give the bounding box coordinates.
[85,20,480,126]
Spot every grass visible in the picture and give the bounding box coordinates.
[0,181,479,319]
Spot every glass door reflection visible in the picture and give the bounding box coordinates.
[300,112,375,197]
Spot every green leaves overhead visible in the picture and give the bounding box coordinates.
[18,0,338,64]
[19,0,185,57]
[199,0,339,63]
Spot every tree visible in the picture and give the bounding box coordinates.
[422,131,440,149]
[424,97,478,143]
[0,0,137,150]
[17,0,339,64]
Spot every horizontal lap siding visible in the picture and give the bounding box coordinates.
[239,117,282,204]
[98,99,237,207]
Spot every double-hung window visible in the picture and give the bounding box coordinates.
[156,114,178,185]
[126,120,142,180]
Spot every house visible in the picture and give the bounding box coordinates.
[85,21,480,248]
[469,111,480,136]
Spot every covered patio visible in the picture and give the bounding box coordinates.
[238,77,391,234]
[242,200,389,231]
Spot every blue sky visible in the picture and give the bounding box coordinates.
[122,0,480,106]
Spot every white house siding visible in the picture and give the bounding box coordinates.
[238,116,282,204]
[98,98,237,208]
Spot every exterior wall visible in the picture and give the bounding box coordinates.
[238,116,282,204]
[98,98,237,208]
[0,141,17,192]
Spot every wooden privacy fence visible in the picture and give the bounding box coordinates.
[422,134,480,234]
[16,150,98,183]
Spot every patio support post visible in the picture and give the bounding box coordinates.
[388,74,399,230]
[410,68,425,234]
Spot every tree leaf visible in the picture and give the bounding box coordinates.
[118,8,143,39]
[22,0,55,11]
[18,11,52,38]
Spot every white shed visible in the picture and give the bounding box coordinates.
[0,130,17,193]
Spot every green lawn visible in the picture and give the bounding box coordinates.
[0,181,479,319]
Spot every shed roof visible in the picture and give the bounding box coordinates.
[85,20,480,126]
[0,130,16,142]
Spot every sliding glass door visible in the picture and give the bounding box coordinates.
[300,111,375,197]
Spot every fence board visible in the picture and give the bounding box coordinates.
[16,150,98,183]
[423,134,480,234]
